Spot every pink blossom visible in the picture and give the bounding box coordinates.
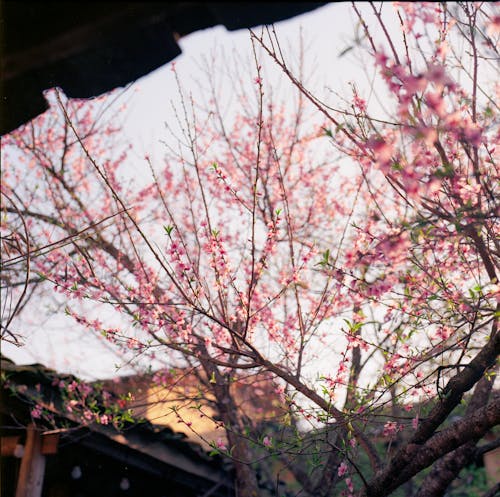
[338,461,348,477]
[425,91,446,117]
[374,50,389,67]
[66,400,78,413]
[346,477,354,493]
[353,92,367,112]
[31,404,43,419]
[367,136,393,168]
[263,436,272,447]
[83,410,94,421]
[383,421,400,437]
[487,15,500,36]
[403,74,427,94]
[216,438,227,451]
[67,380,78,392]
[425,64,452,87]
[412,415,419,430]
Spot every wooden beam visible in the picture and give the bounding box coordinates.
[41,432,60,455]
[15,424,46,497]
[0,436,21,456]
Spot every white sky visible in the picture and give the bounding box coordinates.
[3,3,392,379]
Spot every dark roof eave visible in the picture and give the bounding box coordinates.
[0,2,328,135]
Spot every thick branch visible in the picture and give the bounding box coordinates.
[365,395,500,497]
[364,331,499,497]
[414,441,476,497]
[417,368,497,496]
[413,331,499,445]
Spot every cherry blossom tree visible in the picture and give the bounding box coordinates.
[1,3,499,497]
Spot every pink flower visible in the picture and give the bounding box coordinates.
[263,436,272,448]
[425,64,452,87]
[100,414,110,425]
[66,400,78,413]
[374,51,389,67]
[426,91,446,117]
[412,415,419,430]
[403,74,427,94]
[383,421,399,437]
[487,15,500,36]
[31,404,43,419]
[367,136,393,167]
[353,93,367,112]
[338,461,348,477]
[67,380,78,392]
[346,477,354,493]
[216,438,227,451]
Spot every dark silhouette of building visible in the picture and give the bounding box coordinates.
[0,356,234,497]
[1,2,326,135]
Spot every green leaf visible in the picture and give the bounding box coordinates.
[317,249,331,267]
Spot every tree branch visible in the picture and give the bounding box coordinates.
[364,330,499,497]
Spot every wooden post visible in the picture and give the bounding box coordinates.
[15,424,46,497]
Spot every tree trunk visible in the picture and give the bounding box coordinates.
[226,430,260,497]
[198,354,260,497]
